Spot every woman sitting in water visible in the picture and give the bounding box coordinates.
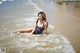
[15,11,48,34]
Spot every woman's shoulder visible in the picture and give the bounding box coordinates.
[44,20,48,25]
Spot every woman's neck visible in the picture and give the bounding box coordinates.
[39,19,43,22]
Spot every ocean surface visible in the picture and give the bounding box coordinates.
[0,0,76,53]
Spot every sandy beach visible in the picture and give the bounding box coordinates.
[33,0,80,53]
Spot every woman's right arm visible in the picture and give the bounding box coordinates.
[31,24,36,34]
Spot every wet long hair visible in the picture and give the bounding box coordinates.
[36,11,47,24]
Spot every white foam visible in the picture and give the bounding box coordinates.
[0,0,14,5]
[8,33,76,53]
[25,0,37,6]
[49,24,55,29]
[34,5,43,11]
[1,41,14,47]
[25,17,35,21]
[27,42,40,49]
[0,37,8,40]
[0,1,3,4]
[20,38,30,43]
[2,0,6,2]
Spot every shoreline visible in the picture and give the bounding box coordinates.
[33,0,80,53]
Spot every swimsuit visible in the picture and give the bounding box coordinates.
[33,19,44,34]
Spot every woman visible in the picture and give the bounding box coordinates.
[15,11,48,34]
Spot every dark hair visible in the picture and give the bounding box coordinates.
[38,11,47,21]
[36,11,47,25]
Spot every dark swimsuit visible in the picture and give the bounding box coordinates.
[33,19,44,34]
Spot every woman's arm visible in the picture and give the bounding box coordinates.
[31,24,36,34]
[44,21,48,34]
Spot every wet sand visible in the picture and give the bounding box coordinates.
[33,0,80,53]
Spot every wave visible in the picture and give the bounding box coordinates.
[3,31,75,53]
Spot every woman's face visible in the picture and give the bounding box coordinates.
[38,14,43,19]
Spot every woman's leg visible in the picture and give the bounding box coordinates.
[16,28,33,33]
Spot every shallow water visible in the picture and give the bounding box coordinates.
[0,0,76,53]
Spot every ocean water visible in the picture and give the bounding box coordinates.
[0,0,76,53]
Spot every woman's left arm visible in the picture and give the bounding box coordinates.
[44,21,48,34]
